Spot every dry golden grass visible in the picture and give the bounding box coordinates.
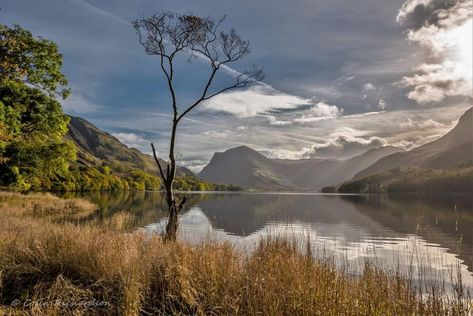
[0,191,97,220]
[0,192,471,315]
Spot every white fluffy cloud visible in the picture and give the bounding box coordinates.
[201,84,312,118]
[400,61,472,103]
[293,102,342,124]
[397,0,473,103]
[309,135,388,160]
[264,101,342,126]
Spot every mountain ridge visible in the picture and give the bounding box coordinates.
[199,145,403,191]
[66,116,193,177]
[199,107,472,192]
[354,107,473,179]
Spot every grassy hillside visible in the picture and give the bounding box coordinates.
[67,116,193,176]
[0,192,469,315]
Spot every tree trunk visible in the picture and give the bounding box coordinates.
[164,179,178,240]
[162,119,186,241]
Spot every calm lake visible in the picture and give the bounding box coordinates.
[59,191,473,291]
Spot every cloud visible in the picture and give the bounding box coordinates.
[343,111,385,119]
[112,132,150,150]
[396,0,433,24]
[263,101,342,126]
[262,147,313,160]
[201,130,234,138]
[363,83,376,91]
[400,61,472,103]
[293,102,342,124]
[307,101,342,118]
[201,84,312,118]
[309,135,389,160]
[397,0,473,103]
[72,0,129,25]
[400,117,445,129]
[102,102,469,172]
[62,93,102,114]
[418,118,445,128]
[201,83,344,122]
[378,99,387,110]
[267,115,292,126]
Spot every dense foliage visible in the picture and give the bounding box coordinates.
[174,175,241,191]
[48,164,233,192]
[35,164,161,192]
[338,166,473,194]
[0,24,75,191]
[0,24,70,98]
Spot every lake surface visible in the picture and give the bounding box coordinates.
[60,191,473,291]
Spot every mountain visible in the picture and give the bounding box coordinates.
[198,145,402,191]
[198,146,296,190]
[354,107,473,179]
[325,146,404,185]
[66,116,193,176]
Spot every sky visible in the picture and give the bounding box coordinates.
[2,0,472,171]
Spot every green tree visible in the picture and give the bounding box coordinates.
[0,24,74,190]
[0,24,70,98]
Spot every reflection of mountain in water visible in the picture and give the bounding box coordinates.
[196,193,472,272]
[341,195,473,272]
[197,194,394,239]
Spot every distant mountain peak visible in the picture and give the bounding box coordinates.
[224,145,262,155]
[232,145,254,151]
[199,144,403,191]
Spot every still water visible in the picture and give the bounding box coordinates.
[60,191,473,291]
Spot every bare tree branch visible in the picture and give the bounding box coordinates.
[151,143,166,181]
[133,11,264,240]
[177,66,264,122]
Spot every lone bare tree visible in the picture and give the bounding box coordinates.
[133,12,263,240]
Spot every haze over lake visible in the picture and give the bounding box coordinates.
[61,191,473,291]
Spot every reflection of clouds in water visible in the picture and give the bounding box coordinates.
[143,206,472,293]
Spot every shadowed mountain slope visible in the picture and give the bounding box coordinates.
[199,145,402,191]
[355,107,473,179]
